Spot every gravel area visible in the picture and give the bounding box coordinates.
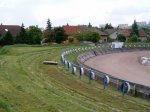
[84,51,150,86]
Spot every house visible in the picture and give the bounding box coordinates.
[63,25,81,44]
[138,30,147,41]
[105,28,148,42]
[99,30,108,42]
[0,24,21,37]
[82,27,108,42]
[104,29,118,40]
[63,25,108,43]
[63,25,81,36]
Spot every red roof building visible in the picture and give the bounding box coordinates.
[0,25,21,37]
[63,25,81,35]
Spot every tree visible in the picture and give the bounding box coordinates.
[131,20,139,37]
[3,31,14,45]
[107,36,113,42]
[91,32,100,43]
[88,22,92,28]
[117,34,126,42]
[44,18,54,43]
[46,18,52,31]
[77,31,100,43]
[128,34,138,43]
[0,33,3,46]
[54,27,67,44]
[27,25,42,44]
[104,23,113,29]
[68,37,74,43]
[15,23,28,44]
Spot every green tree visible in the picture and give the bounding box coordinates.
[68,37,74,43]
[131,20,139,36]
[91,32,100,43]
[0,33,3,46]
[46,18,52,31]
[117,34,126,42]
[77,31,100,43]
[54,27,67,44]
[128,34,138,43]
[104,23,113,29]
[44,18,54,43]
[27,25,42,44]
[107,36,113,42]
[3,31,14,45]
[88,22,92,28]
[15,23,28,44]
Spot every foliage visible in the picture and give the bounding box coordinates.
[15,23,28,44]
[54,27,67,43]
[0,45,150,111]
[117,34,126,42]
[131,20,139,37]
[44,30,55,43]
[104,23,113,29]
[0,33,3,46]
[68,37,74,43]
[107,36,113,42]
[27,25,43,44]
[88,22,92,28]
[128,34,138,43]
[142,28,150,35]
[76,31,100,43]
[3,31,14,45]
[44,19,55,43]
[46,18,52,31]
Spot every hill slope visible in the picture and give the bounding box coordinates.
[0,45,150,112]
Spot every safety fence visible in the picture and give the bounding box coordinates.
[61,45,150,98]
[124,43,150,48]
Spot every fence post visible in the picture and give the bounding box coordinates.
[133,84,136,96]
[116,80,119,90]
[122,81,126,97]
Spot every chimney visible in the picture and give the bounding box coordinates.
[1,23,2,25]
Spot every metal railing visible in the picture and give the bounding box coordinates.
[61,44,150,98]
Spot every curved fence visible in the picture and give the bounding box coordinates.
[61,44,150,98]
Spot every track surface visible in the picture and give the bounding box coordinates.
[84,51,150,86]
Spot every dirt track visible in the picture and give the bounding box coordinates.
[84,51,150,86]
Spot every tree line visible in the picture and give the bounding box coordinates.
[0,19,68,46]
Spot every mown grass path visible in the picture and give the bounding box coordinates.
[0,45,150,112]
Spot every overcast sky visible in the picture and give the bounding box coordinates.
[0,0,150,28]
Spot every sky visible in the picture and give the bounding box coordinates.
[0,0,150,28]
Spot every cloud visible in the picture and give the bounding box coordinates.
[0,0,150,27]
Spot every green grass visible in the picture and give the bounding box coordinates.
[0,44,150,112]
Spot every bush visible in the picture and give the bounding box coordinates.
[76,31,100,43]
[128,34,138,43]
[117,34,126,42]
[68,37,74,43]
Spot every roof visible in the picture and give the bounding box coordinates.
[79,26,108,36]
[63,25,81,35]
[118,29,131,37]
[139,30,147,37]
[104,29,117,35]
[0,25,21,37]
[105,28,147,38]
[99,30,108,36]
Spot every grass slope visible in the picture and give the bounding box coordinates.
[0,45,149,112]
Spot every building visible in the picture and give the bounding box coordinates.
[0,24,21,37]
[104,28,148,42]
[137,21,147,27]
[118,24,128,29]
[63,25,108,43]
[63,25,81,44]
[104,29,118,40]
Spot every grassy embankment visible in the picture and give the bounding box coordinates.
[0,44,150,112]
